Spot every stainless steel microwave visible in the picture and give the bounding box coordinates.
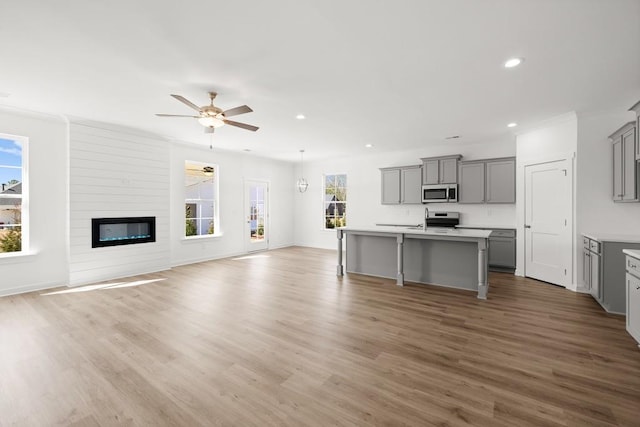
[422,184,458,203]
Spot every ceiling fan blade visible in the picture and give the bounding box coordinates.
[223,119,259,132]
[156,114,200,117]
[170,94,202,112]
[223,105,253,117]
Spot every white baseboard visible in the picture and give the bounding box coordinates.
[0,280,66,297]
[170,243,296,268]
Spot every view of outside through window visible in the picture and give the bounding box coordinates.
[324,174,347,229]
[185,162,217,237]
[249,184,265,241]
[0,137,23,253]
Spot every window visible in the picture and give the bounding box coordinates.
[185,161,218,237]
[0,135,25,254]
[323,174,347,229]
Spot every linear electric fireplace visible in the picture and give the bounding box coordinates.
[92,217,156,248]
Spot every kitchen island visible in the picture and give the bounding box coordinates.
[337,226,492,299]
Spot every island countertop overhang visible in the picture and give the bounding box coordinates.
[338,225,491,240]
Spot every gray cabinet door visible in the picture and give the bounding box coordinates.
[486,159,515,203]
[637,117,640,160]
[458,162,485,203]
[613,139,623,200]
[401,167,422,204]
[622,128,637,201]
[583,248,591,291]
[381,169,400,204]
[591,252,600,301]
[439,158,458,184]
[488,237,516,268]
[423,160,439,184]
[637,117,640,161]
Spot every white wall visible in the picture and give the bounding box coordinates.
[576,109,640,288]
[68,121,171,285]
[0,108,68,296]
[515,113,578,286]
[170,143,294,266]
[294,137,516,250]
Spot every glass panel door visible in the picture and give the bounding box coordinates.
[245,180,268,252]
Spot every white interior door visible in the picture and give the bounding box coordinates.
[524,160,572,286]
[245,180,269,252]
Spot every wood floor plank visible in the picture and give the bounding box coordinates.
[1,246,639,426]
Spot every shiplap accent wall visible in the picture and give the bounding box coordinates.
[69,121,170,286]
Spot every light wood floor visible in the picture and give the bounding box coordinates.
[1,247,639,426]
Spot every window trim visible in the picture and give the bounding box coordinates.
[0,133,28,257]
[184,160,220,239]
[322,172,347,231]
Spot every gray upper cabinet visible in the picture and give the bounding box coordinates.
[613,138,623,201]
[458,162,485,203]
[439,158,458,184]
[609,121,638,202]
[622,127,636,201]
[423,160,440,185]
[380,165,422,204]
[486,158,516,203]
[380,168,400,204]
[630,100,640,160]
[458,157,515,204]
[400,166,423,204]
[420,155,461,185]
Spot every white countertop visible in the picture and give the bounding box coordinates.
[340,225,491,239]
[623,249,640,259]
[456,224,516,230]
[583,233,640,243]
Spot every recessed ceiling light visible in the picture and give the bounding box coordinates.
[507,122,517,128]
[365,144,373,148]
[296,114,305,120]
[504,58,524,68]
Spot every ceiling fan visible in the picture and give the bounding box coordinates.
[156,92,259,133]
[186,165,215,176]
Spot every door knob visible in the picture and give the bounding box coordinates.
[524,225,531,229]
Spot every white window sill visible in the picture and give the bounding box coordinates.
[0,250,38,264]
[181,233,224,242]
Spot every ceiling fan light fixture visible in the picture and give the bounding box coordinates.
[297,149,308,193]
[297,178,309,193]
[198,116,225,128]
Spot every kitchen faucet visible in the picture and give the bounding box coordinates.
[423,206,429,231]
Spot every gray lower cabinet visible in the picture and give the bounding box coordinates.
[458,227,515,271]
[610,121,638,202]
[380,165,422,204]
[582,235,640,314]
[582,237,601,301]
[458,157,515,204]
[488,229,516,270]
[625,252,640,345]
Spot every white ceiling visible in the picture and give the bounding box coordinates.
[1,0,639,162]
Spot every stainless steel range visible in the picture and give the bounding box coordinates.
[424,211,460,229]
